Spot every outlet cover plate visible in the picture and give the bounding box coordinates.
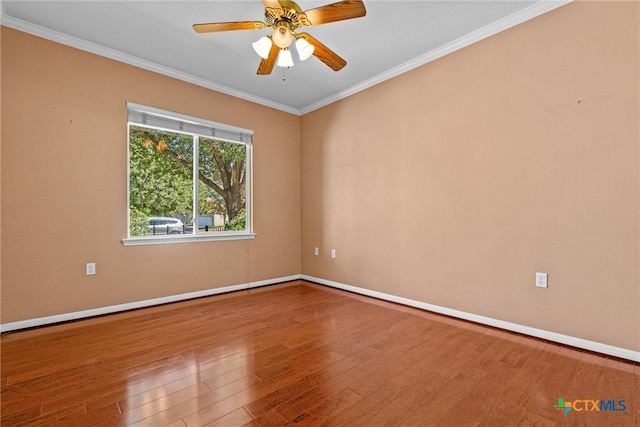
[536,272,547,288]
[86,263,96,276]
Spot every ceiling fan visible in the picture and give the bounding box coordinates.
[193,0,366,75]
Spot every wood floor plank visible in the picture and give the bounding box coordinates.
[1,280,638,427]
[0,403,41,426]
[123,382,212,425]
[202,406,254,427]
[320,380,404,427]
[283,387,362,426]
[241,408,288,427]
[249,346,380,420]
[119,374,205,413]
[399,371,484,425]
[362,374,434,427]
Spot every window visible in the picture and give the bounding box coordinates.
[123,103,254,246]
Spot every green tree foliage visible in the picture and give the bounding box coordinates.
[225,209,246,231]
[129,126,193,235]
[128,125,246,235]
[199,137,246,222]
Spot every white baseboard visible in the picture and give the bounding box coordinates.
[302,275,640,363]
[0,274,302,333]
[4,273,638,363]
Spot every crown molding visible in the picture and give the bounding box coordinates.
[2,1,570,117]
[0,13,302,116]
[300,0,572,115]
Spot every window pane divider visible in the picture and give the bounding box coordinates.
[193,134,200,235]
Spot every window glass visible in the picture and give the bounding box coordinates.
[198,137,247,233]
[126,103,252,242]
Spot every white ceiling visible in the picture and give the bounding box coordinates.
[1,0,569,115]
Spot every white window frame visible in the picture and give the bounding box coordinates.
[122,102,255,246]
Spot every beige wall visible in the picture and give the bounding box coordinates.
[301,1,639,351]
[1,28,301,323]
[2,2,638,353]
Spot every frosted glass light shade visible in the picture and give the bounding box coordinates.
[252,36,272,59]
[295,37,315,61]
[276,49,294,68]
[272,24,293,49]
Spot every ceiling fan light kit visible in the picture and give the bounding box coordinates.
[276,48,295,68]
[193,0,367,75]
[295,37,314,61]
[252,36,273,59]
[273,21,293,48]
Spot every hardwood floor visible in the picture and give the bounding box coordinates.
[1,280,638,426]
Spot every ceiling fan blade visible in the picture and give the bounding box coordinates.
[257,43,280,75]
[297,33,346,71]
[301,0,366,26]
[261,0,282,8]
[193,21,266,33]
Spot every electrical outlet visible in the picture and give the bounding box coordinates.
[536,272,547,288]
[86,262,96,276]
[331,249,336,259]
[314,247,319,256]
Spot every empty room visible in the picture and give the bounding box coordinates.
[1,0,638,426]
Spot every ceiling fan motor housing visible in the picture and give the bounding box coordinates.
[265,1,304,28]
[265,2,307,49]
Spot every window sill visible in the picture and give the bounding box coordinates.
[122,232,256,246]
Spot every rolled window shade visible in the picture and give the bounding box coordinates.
[127,102,253,144]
